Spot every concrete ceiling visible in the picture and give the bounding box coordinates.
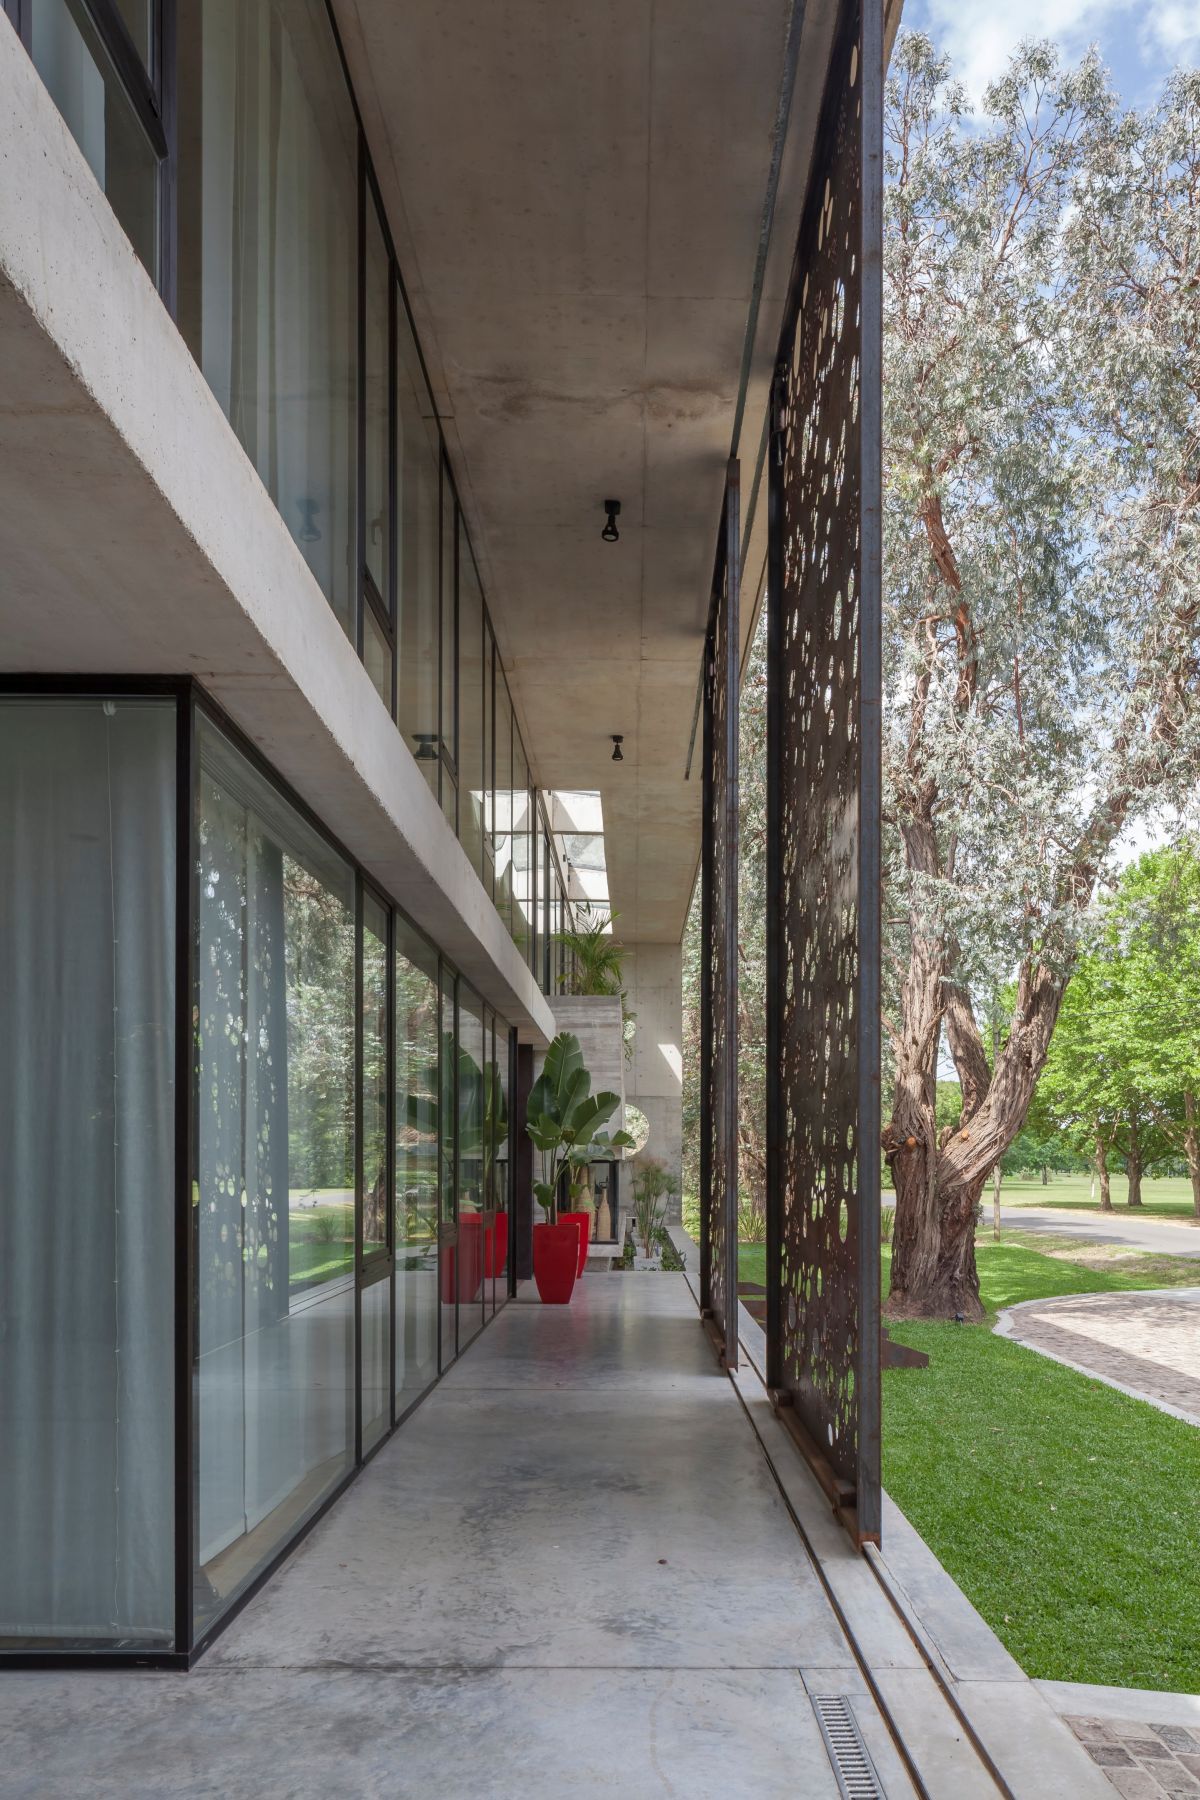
[333,0,836,944]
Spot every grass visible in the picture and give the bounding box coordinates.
[289,1199,353,1289]
[997,1173,1200,1221]
[737,1229,1200,1691]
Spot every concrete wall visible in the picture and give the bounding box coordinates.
[623,944,684,1224]
[0,20,554,1045]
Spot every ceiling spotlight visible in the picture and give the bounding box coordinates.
[601,498,621,543]
[611,735,624,762]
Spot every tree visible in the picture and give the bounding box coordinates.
[1109,845,1200,1216]
[881,40,1200,1319]
[1036,951,1173,1209]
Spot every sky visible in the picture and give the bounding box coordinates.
[902,0,1199,110]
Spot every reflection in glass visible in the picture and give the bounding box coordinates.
[362,893,389,1260]
[396,921,439,1404]
[396,294,442,797]
[177,0,358,640]
[458,531,485,874]
[364,194,390,603]
[194,715,354,1635]
[439,466,458,832]
[364,606,393,715]
[439,966,457,1368]
[0,699,175,1650]
[33,0,159,278]
[512,739,532,963]
[488,1014,512,1316]
[361,1277,390,1453]
[456,985,486,1350]
[494,681,513,931]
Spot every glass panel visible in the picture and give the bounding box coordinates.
[361,1277,389,1453]
[456,984,486,1350]
[396,294,441,795]
[458,530,485,874]
[396,920,439,1405]
[494,680,513,931]
[439,463,457,830]
[364,604,393,716]
[483,621,495,897]
[177,0,358,640]
[364,194,390,602]
[0,698,175,1651]
[513,739,531,962]
[33,0,159,278]
[491,1017,511,1313]
[362,891,389,1260]
[194,714,355,1636]
[439,966,457,1368]
[114,0,153,66]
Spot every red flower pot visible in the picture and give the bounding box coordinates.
[559,1210,592,1279]
[484,1209,508,1279]
[457,1211,485,1303]
[532,1222,579,1304]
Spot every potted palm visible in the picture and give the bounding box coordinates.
[526,1032,633,1301]
[630,1158,678,1269]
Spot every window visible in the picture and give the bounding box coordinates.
[31,0,161,278]
[439,463,458,833]
[396,295,441,791]
[194,713,355,1636]
[177,0,359,641]
[456,983,486,1352]
[458,529,485,875]
[395,920,439,1404]
[0,696,175,1651]
[361,186,393,711]
[494,678,513,932]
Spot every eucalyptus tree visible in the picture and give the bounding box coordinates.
[882,40,1200,1318]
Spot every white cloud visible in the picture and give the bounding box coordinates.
[906,0,1129,99]
[1143,1,1200,65]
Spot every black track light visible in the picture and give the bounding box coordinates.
[611,735,624,762]
[601,499,621,543]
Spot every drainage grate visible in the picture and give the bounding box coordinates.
[811,1695,884,1799]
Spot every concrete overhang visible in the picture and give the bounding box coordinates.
[0,21,554,1045]
[332,0,868,946]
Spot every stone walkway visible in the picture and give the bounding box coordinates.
[998,1289,1200,1425]
[1064,1713,1200,1796]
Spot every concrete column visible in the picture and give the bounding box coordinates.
[623,943,684,1224]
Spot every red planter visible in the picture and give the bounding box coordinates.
[484,1209,508,1279]
[532,1222,579,1304]
[559,1210,592,1279]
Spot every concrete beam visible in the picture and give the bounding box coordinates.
[0,21,554,1044]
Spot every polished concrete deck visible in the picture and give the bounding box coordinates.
[0,1275,1110,1797]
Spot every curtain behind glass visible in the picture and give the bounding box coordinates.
[0,700,175,1647]
[177,0,358,638]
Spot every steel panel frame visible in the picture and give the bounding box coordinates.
[699,459,741,1370]
[765,0,882,1544]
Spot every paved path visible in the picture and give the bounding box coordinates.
[998,1288,1200,1425]
[998,1203,1200,1258]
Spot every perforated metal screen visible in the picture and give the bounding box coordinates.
[765,0,882,1542]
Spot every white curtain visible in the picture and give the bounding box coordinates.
[0,700,175,1645]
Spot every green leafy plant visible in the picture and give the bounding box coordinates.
[554,905,625,995]
[526,1031,634,1224]
[631,1157,679,1257]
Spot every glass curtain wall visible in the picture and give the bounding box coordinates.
[439,463,458,834]
[490,1015,512,1313]
[360,889,391,1455]
[362,190,394,713]
[456,984,486,1351]
[0,696,176,1651]
[494,680,513,933]
[458,531,485,876]
[194,713,356,1637]
[176,0,359,640]
[396,295,441,793]
[512,740,532,966]
[438,966,458,1367]
[395,921,439,1407]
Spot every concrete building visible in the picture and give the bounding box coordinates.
[0,7,1123,1797]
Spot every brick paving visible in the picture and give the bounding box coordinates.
[1065,1715,1200,1796]
[1002,1290,1200,1425]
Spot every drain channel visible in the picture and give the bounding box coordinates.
[811,1694,884,1799]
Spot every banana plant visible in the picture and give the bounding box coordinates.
[526,1032,634,1224]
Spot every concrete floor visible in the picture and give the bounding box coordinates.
[3,1275,929,1799]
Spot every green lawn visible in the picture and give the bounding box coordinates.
[996,1173,1200,1221]
[738,1231,1200,1690]
[289,1199,354,1289]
